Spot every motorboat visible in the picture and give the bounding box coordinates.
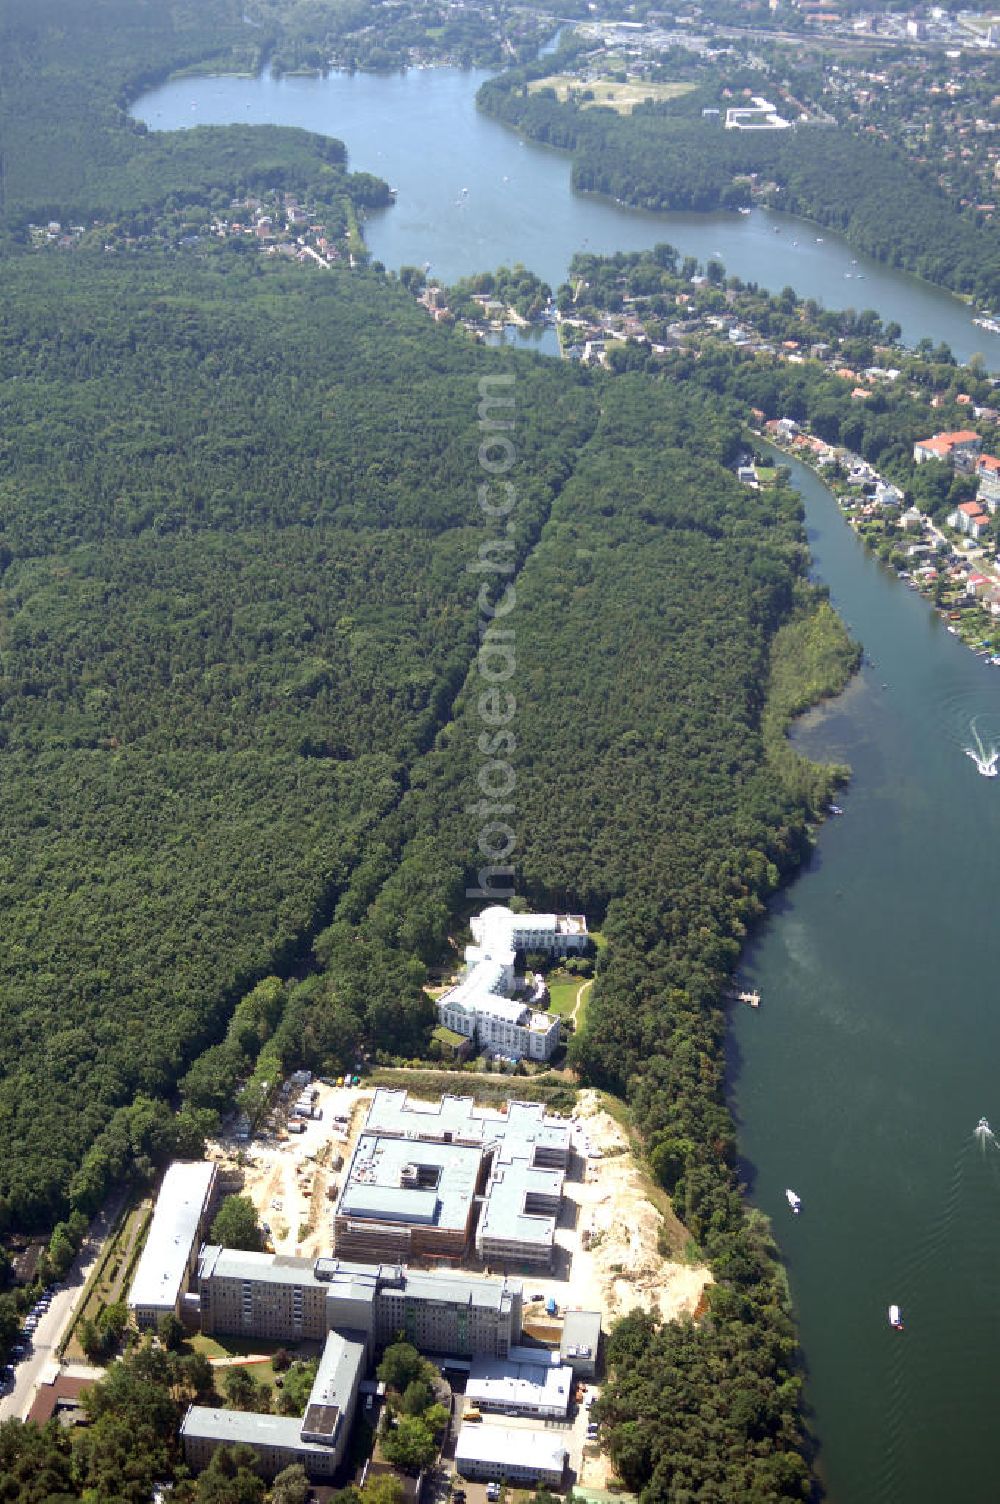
[829,804,844,816]
[785,1189,802,1214]
[888,1304,904,1331]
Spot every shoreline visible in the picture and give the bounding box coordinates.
[754,429,1000,669]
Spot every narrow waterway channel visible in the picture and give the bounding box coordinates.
[732,450,1000,1504]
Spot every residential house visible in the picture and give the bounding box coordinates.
[874,481,904,508]
[949,501,991,539]
[913,430,983,470]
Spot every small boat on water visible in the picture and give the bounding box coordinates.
[829,804,844,816]
[786,1189,802,1214]
[888,1304,904,1331]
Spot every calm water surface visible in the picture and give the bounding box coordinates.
[733,452,1000,1503]
[135,64,1000,1501]
[133,67,1000,367]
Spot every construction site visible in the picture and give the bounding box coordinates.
[205,1080,710,1336]
[134,1074,713,1490]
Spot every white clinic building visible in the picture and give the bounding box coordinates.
[436,906,587,1062]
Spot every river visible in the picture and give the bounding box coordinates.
[134,64,1000,1502]
[132,66,1000,368]
[732,451,1000,1504]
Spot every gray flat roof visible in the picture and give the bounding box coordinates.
[455,1423,567,1473]
[198,1247,521,1313]
[315,1257,396,1288]
[311,1330,366,1408]
[364,1090,570,1159]
[337,1133,481,1233]
[340,1184,440,1224]
[303,1329,366,1439]
[478,1161,563,1249]
[181,1407,334,1457]
[198,1246,324,1288]
[129,1161,216,1313]
[387,1268,520,1311]
[560,1309,602,1358]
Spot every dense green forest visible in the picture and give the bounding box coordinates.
[0,249,845,1494]
[0,251,593,1231]
[477,68,1000,306]
[0,0,392,225]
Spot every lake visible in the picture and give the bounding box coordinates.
[133,66,1000,368]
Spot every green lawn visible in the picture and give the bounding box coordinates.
[63,1197,151,1361]
[188,1333,325,1405]
[547,978,580,1017]
[527,73,695,115]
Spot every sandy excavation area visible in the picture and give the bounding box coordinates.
[544,1090,712,1328]
[207,1083,373,1259]
[207,1079,711,1325]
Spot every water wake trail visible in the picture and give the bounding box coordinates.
[963,718,999,777]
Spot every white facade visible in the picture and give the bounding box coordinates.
[437,906,585,1062]
[976,456,1000,512]
[466,1353,573,1418]
[456,1423,566,1485]
[129,1161,217,1329]
[470,905,588,960]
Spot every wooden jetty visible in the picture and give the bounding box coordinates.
[724,987,761,1008]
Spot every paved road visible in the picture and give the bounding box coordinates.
[0,1195,123,1422]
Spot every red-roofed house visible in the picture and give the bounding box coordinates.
[913,430,983,470]
[951,500,991,539]
[966,571,993,597]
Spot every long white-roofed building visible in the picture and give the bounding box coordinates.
[196,1246,524,1357]
[455,1423,567,1485]
[128,1161,218,1330]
